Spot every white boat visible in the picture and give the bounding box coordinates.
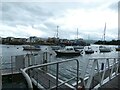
[99,46,111,52]
[23,45,41,51]
[99,23,111,53]
[55,46,82,57]
[85,47,94,54]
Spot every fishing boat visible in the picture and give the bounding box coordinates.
[23,45,41,51]
[85,47,94,54]
[55,46,82,56]
[99,23,111,52]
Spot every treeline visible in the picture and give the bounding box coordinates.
[94,40,120,45]
[2,41,26,45]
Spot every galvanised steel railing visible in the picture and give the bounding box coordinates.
[81,57,120,89]
[21,59,80,90]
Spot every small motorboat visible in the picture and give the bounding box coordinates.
[99,46,111,52]
[85,47,94,54]
[23,45,41,51]
[55,46,82,57]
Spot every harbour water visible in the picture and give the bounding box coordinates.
[0,44,119,72]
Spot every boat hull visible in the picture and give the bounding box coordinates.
[23,46,41,51]
[99,48,111,52]
[85,50,94,54]
[55,51,81,57]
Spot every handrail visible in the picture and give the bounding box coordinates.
[21,59,79,90]
[84,57,119,89]
[89,57,120,60]
[21,69,33,90]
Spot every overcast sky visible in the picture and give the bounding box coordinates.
[1,0,119,40]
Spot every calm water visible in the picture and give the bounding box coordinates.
[0,44,119,64]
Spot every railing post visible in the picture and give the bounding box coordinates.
[85,59,97,88]
[115,58,119,75]
[0,57,2,90]
[43,52,48,72]
[76,59,79,89]
[96,60,102,86]
[101,59,108,85]
[118,53,120,73]
[106,59,111,80]
[56,63,59,90]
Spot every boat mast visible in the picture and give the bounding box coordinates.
[103,22,106,44]
[77,28,78,39]
[56,26,59,38]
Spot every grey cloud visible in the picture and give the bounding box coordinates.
[109,2,118,11]
[2,2,101,27]
[2,2,54,26]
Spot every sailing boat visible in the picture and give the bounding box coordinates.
[99,23,111,52]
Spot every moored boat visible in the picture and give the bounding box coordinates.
[55,46,82,57]
[85,47,94,54]
[23,45,41,51]
[99,46,111,52]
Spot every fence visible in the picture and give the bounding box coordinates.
[1,51,52,75]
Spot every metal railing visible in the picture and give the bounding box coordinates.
[21,59,80,90]
[81,57,120,89]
